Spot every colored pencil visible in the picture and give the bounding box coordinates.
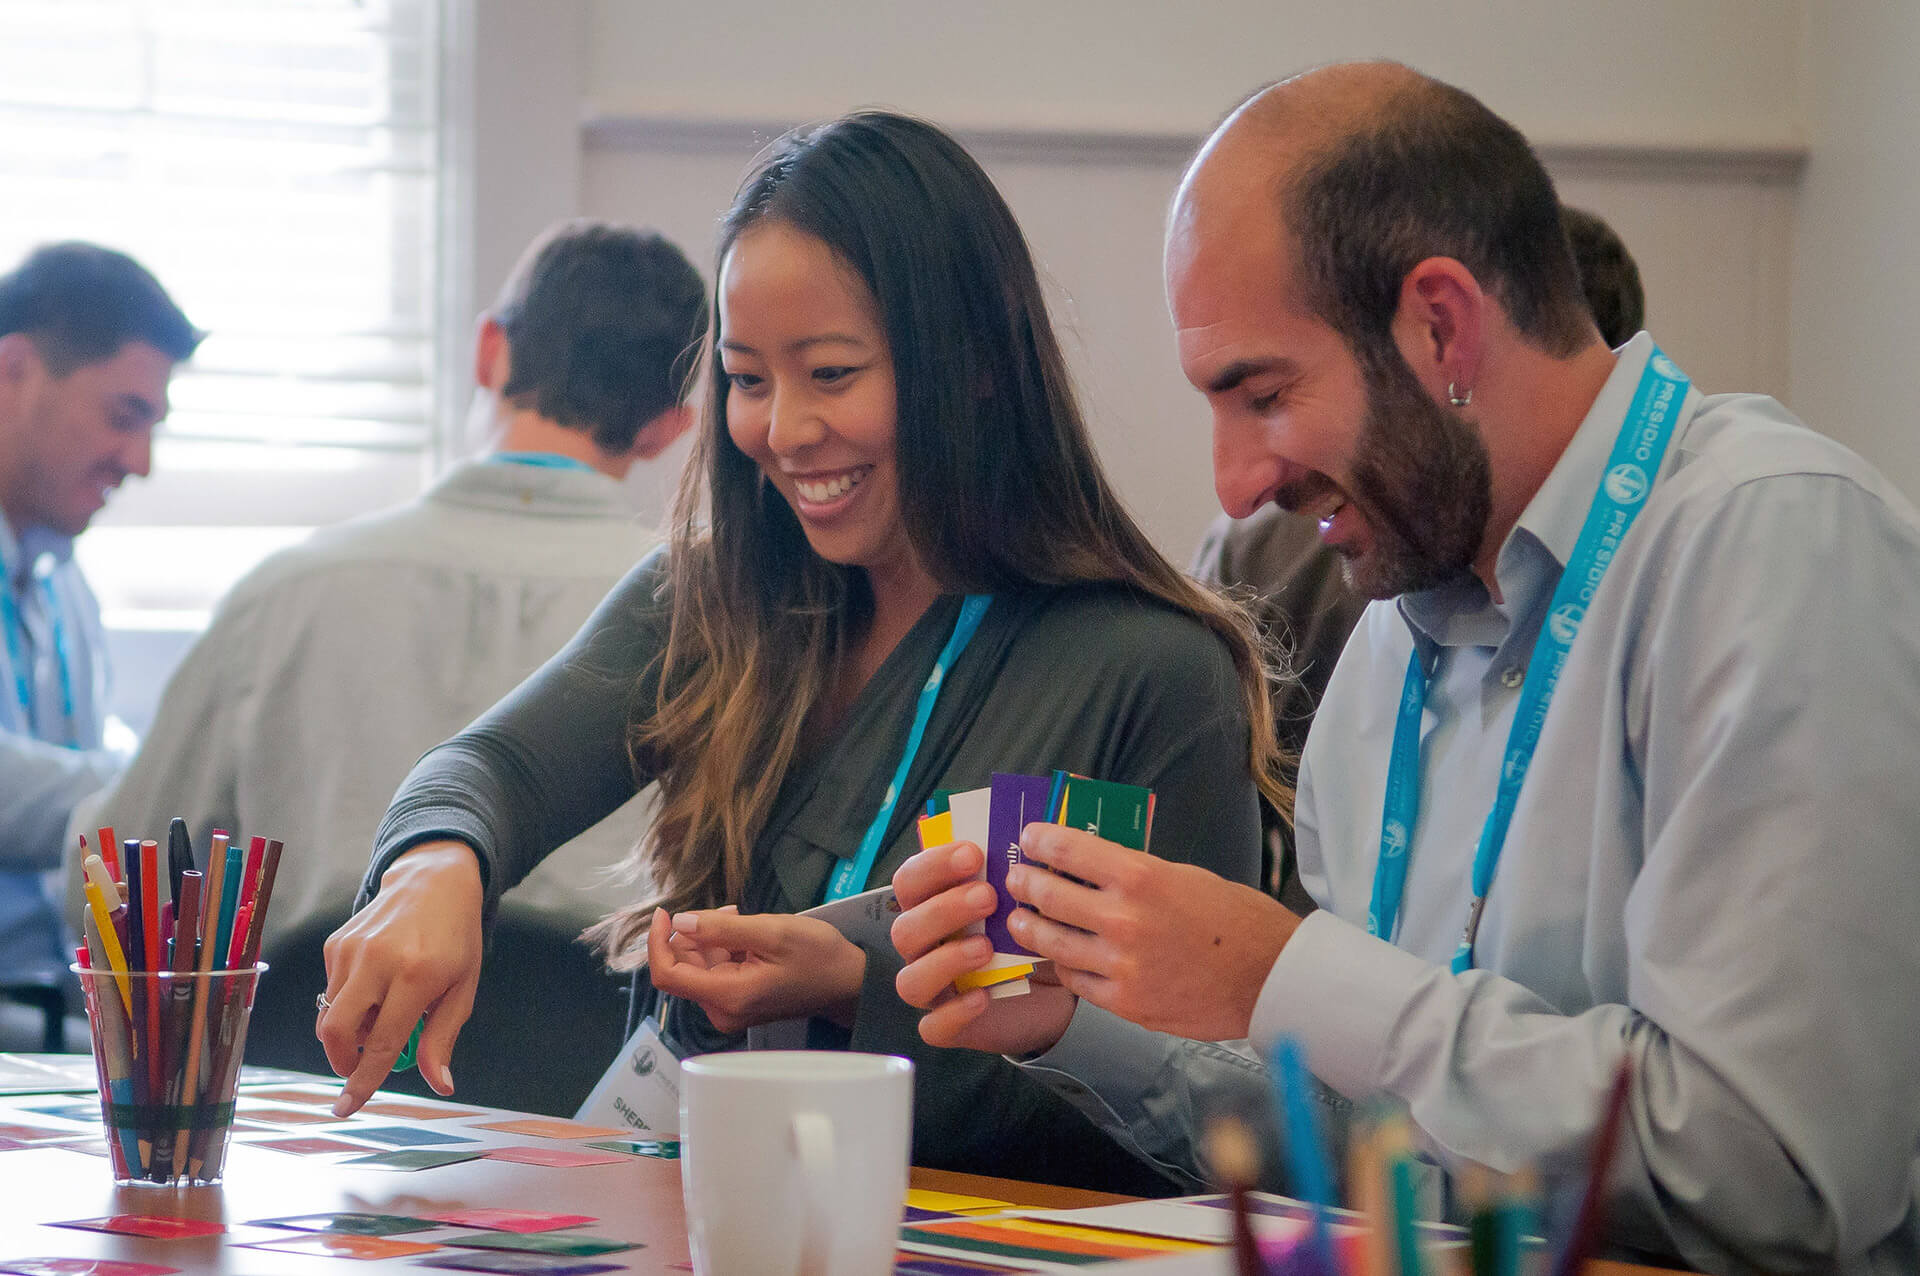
[1347,1115,1394,1276]
[79,915,141,1174]
[97,826,120,881]
[212,834,241,969]
[1378,1117,1426,1276]
[151,869,202,1184]
[1550,1056,1634,1276]
[1202,1116,1267,1276]
[138,840,164,1150]
[239,839,284,967]
[80,867,132,1017]
[1269,1036,1336,1275]
[166,817,193,904]
[171,842,226,1174]
[196,898,256,1181]
[241,835,266,911]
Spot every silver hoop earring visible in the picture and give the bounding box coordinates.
[1447,382,1473,408]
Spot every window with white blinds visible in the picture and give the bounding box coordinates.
[0,0,444,630]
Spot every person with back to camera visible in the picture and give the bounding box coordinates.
[315,110,1276,1192]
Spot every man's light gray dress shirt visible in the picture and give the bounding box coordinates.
[1020,336,1920,1273]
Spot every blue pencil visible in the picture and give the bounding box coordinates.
[1269,1036,1337,1274]
[212,836,242,968]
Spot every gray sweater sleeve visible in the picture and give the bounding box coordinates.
[359,549,671,915]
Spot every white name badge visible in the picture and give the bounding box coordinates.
[575,1015,683,1136]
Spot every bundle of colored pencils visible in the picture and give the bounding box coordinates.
[74,820,283,1184]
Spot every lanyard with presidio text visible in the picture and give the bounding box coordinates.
[1367,348,1692,972]
[0,571,78,747]
[823,593,992,903]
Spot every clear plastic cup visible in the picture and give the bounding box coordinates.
[73,961,267,1186]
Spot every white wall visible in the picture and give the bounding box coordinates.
[1789,1,1920,496]
[582,0,1802,148]
[473,2,1813,556]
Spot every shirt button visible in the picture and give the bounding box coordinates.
[1500,667,1524,688]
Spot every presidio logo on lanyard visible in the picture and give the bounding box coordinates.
[1366,348,1692,972]
[822,594,992,904]
[0,566,79,747]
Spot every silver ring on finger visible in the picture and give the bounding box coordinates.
[315,991,333,1012]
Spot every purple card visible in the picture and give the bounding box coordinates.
[984,773,1050,956]
[413,1254,622,1274]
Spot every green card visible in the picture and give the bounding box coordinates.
[1050,773,1155,851]
[583,1138,679,1159]
[443,1232,640,1256]
[251,1211,441,1236]
[340,1147,485,1171]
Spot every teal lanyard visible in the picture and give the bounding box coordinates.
[1367,349,1692,971]
[0,570,77,746]
[823,594,992,903]
[491,451,597,472]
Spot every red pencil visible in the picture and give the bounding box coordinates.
[97,827,119,881]
[1551,1055,1634,1276]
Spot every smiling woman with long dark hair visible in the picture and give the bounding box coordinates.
[319,111,1282,1192]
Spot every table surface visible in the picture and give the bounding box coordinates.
[0,1081,1687,1274]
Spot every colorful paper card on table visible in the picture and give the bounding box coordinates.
[51,1217,225,1240]
[359,1098,484,1120]
[237,1085,337,1107]
[53,1138,111,1158]
[583,1137,679,1159]
[0,1122,84,1143]
[238,1232,442,1260]
[470,1117,626,1140]
[242,1134,379,1156]
[250,1212,441,1236]
[235,1103,338,1125]
[903,1207,963,1224]
[19,1102,101,1122]
[350,1124,478,1147]
[414,1254,624,1274]
[899,1216,1203,1269]
[340,1147,485,1171]
[904,1188,1018,1215]
[420,1208,597,1233]
[1012,1195,1374,1246]
[893,1256,1031,1275]
[441,1232,639,1256]
[483,1144,628,1168]
[0,1261,180,1276]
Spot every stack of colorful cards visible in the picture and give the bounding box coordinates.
[920,771,1155,998]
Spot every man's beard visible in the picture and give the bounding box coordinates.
[1335,347,1494,599]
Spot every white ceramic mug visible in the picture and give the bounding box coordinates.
[681,1050,913,1276]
